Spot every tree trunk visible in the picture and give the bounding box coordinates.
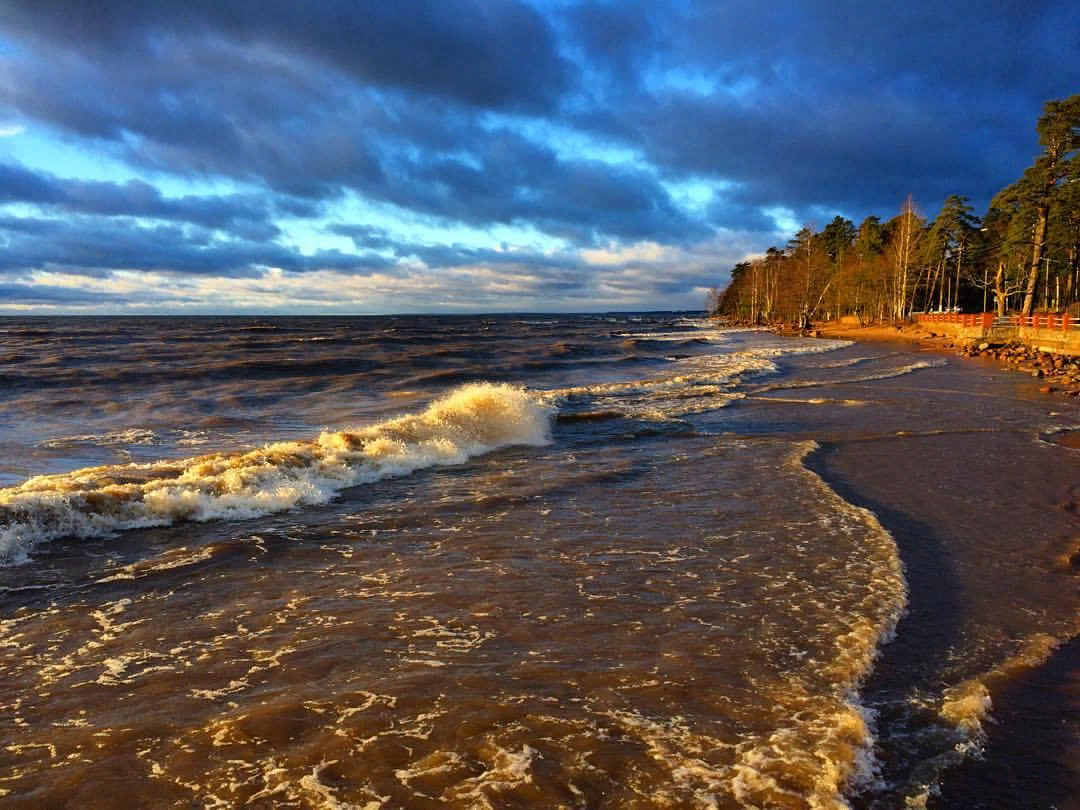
[1067,247,1078,305]
[934,257,945,311]
[994,261,1007,316]
[1021,204,1048,315]
[953,241,964,311]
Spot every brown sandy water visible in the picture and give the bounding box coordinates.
[1,316,1078,808]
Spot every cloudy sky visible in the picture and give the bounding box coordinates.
[0,1,1077,314]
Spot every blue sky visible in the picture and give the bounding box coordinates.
[0,0,1077,314]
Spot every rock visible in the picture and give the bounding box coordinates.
[1032,369,1044,377]
[978,342,990,351]
[1040,385,1055,394]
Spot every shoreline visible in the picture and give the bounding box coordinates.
[797,324,1080,806]
[807,319,1080,401]
[811,441,1080,808]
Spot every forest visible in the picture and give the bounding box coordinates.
[710,95,1080,328]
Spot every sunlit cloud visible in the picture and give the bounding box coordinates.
[581,241,673,266]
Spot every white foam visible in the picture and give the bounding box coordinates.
[41,428,160,449]
[0,383,553,563]
[755,358,947,394]
[725,441,910,809]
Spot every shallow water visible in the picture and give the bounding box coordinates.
[1,315,1077,808]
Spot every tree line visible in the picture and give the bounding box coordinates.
[710,94,1080,327]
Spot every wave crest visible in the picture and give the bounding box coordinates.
[1,383,553,564]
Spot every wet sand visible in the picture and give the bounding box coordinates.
[811,439,1080,808]
[935,635,1080,809]
[805,321,1080,808]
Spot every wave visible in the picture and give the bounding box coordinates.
[877,632,1065,808]
[0,383,553,565]
[730,441,909,809]
[39,428,213,451]
[546,341,851,421]
[1038,424,1080,450]
[752,358,946,394]
[807,353,893,369]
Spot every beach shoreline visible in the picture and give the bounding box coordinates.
[793,322,1080,806]
[807,319,1080,400]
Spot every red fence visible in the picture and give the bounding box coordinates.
[916,312,1078,330]
[916,312,996,328]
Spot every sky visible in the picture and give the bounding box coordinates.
[0,1,1077,315]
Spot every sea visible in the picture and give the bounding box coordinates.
[0,313,1077,809]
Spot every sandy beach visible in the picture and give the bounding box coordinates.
[814,319,950,346]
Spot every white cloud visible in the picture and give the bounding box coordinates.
[581,241,673,266]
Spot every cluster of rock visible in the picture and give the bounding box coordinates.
[958,340,1080,395]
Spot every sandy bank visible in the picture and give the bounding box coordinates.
[814,320,942,345]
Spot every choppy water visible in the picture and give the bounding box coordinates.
[1,314,1078,808]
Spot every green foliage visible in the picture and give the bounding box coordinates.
[822,216,856,264]
[855,216,885,260]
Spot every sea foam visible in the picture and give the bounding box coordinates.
[0,383,553,564]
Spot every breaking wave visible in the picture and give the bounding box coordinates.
[0,383,553,564]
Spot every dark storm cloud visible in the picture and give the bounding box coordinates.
[0,162,279,236]
[376,128,712,245]
[0,2,701,244]
[329,224,401,253]
[0,280,131,306]
[0,215,395,277]
[565,0,1080,222]
[0,0,570,113]
[0,0,1077,300]
[564,0,661,84]
[327,223,587,272]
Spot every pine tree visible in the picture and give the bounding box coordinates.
[1018,96,1080,315]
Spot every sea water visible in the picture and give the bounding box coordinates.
[1,315,1077,808]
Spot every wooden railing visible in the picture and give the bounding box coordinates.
[916,312,996,328]
[1003,313,1078,329]
[915,313,1080,330]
